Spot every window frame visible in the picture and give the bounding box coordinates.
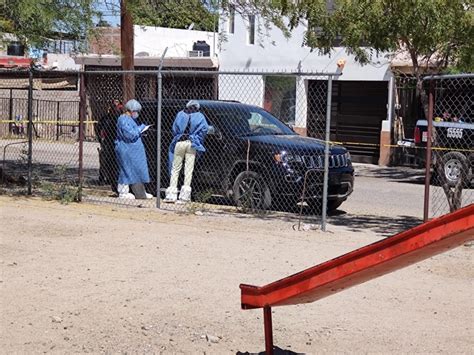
[247,15,255,45]
[228,6,235,34]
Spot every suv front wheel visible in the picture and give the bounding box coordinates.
[232,171,272,210]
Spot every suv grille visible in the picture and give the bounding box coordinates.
[302,153,349,169]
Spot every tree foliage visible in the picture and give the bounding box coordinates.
[0,0,99,47]
[135,0,217,31]
[224,0,473,74]
[1,0,218,49]
[296,0,473,75]
[100,0,218,31]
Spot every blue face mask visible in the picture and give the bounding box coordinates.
[131,112,139,119]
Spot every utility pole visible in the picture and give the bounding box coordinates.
[121,0,135,101]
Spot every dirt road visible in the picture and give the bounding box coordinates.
[1,196,472,354]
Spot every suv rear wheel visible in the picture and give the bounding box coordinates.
[232,171,272,210]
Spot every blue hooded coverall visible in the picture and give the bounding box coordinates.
[115,114,150,185]
[168,111,209,174]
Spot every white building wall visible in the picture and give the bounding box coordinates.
[217,13,392,132]
[134,25,216,58]
[218,74,264,107]
[295,76,308,128]
[48,53,81,70]
[218,13,391,79]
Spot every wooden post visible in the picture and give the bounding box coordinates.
[121,0,135,101]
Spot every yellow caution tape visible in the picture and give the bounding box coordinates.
[0,121,472,153]
[330,140,380,147]
[329,140,473,153]
[0,120,98,124]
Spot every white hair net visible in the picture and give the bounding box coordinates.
[125,99,142,112]
[186,100,200,110]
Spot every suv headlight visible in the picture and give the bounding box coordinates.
[274,151,303,164]
[345,151,351,162]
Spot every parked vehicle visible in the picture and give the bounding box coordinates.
[98,99,354,211]
[414,118,473,187]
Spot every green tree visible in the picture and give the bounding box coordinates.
[0,0,99,47]
[101,0,218,31]
[224,1,473,78]
[294,0,473,78]
[135,0,217,31]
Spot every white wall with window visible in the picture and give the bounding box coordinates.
[218,12,390,78]
[217,11,392,135]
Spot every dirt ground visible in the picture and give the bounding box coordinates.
[0,196,473,354]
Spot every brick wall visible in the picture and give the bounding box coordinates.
[89,27,121,55]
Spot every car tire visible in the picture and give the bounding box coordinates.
[327,199,344,212]
[308,199,344,213]
[232,171,272,210]
[437,152,469,187]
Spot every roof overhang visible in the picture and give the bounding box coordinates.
[390,50,440,74]
[73,55,219,69]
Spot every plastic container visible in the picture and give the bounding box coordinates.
[7,42,25,56]
[192,41,210,57]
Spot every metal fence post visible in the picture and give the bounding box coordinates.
[321,75,333,231]
[156,48,167,208]
[423,79,434,222]
[8,88,13,125]
[78,72,86,201]
[56,101,60,140]
[27,68,33,195]
[156,70,162,208]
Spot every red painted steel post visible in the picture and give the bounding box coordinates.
[263,306,274,355]
[423,80,434,222]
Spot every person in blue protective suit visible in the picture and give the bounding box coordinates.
[164,100,209,203]
[115,99,152,200]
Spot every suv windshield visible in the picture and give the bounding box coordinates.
[206,105,296,137]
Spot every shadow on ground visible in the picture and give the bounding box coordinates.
[355,165,426,185]
[328,210,422,237]
[237,347,301,355]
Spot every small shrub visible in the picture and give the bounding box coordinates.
[39,165,82,204]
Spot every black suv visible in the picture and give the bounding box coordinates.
[98,99,354,211]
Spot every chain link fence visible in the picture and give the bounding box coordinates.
[423,74,474,219]
[0,69,354,229]
[0,70,81,200]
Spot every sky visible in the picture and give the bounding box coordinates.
[96,0,120,26]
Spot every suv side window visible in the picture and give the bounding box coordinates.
[205,107,251,136]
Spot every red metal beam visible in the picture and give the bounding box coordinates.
[0,57,31,68]
[241,204,474,309]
